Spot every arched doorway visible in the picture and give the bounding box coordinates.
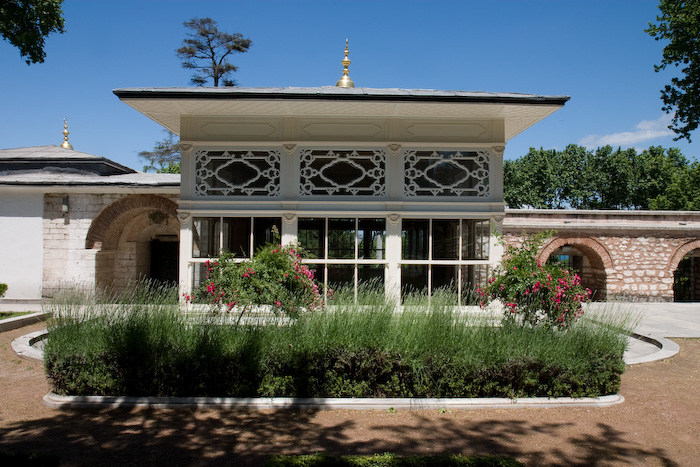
[539,238,611,301]
[86,195,179,292]
[674,248,700,302]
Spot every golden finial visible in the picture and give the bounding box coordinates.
[335,39,354,88]
[60,119,73,150]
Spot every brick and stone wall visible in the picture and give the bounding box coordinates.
[504,210,700,302]
[43,193,179,297]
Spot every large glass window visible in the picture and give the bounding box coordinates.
[298,217,387,298]
[191,216,281,288]
[401,218,490,303]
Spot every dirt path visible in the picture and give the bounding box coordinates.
[1,323,699,466]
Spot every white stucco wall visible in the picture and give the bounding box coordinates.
[0,189,44,299]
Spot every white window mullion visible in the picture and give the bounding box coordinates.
[219,216,224,255]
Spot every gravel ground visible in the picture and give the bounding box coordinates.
[1,322,699,466]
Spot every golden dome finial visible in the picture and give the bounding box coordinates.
[60,119,74,150]
[335,39,354,88]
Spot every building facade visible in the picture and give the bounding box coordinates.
[115,86,568,301]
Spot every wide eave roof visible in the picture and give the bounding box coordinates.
[114,86,569,141]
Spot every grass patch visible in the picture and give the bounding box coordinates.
[44,283,636,398]
[0,311,33,320]
[264,453,523,466]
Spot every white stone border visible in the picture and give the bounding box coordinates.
[0,311,46,332]
[626,332,680,365]
[43,393,624,410]
[11,330,47,361]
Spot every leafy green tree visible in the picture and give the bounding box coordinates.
[589,146,638,209]
[175,17,252,87]
[649,160,700,210]
[646,0,700,141]
[504,144,696,210]
[632,146,689,209]
[0,0,65,64]
[138,130,181,173]
[504,145,597,209]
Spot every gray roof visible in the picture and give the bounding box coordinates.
[0,145,107,160]
[0,145,179,188]
[0,170,180,188]
[114,86,570,105]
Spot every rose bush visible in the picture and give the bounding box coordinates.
[195,243,324,321]
[478,233,591,329]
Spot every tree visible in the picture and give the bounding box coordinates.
[0,0,65,64]
[648,158,700,210]
[646,0,700,142]
[175,17,251,87]
[504,144,696,210]
[138,130,181,173]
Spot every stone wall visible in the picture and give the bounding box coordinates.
[43,193,179,297]
[504,210,700,302]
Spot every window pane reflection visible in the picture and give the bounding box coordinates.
[402,219,429,260]
[359,218,386,260]
[222,217,250,257]
[328,218,355,259]
[298,218,325,259]
[193,217,219,258]
[433,220,459,260]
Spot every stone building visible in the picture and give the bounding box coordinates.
[1,144,698,304]
[1,48,698,305]
[0,142,179,303]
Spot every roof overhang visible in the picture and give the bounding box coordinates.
[114,87,569,142]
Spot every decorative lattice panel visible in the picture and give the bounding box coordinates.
[299,149,386,196]
[404,150,490,197]
[195,150,281,196]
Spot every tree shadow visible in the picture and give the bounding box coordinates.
[0,408,680,466]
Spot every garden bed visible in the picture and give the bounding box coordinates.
[43,288,632,399]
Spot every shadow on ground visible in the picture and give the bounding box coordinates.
[0,407,679,466]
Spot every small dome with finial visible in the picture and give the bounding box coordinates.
[335,39,354,88]
[60,119,73,150]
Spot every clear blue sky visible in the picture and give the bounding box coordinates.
[1,0,698,170]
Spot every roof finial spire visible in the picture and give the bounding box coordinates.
[60,119,74,150]
[335,39,354,88]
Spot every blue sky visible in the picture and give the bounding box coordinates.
[1,0,697,170]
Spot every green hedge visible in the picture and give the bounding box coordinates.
[44,297,629,398]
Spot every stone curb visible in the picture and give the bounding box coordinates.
[43,392,625,410]
[0,312,46,333]
[625,332,680,365]
[11,330,47,361]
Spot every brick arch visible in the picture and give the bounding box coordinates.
[86,195,178,249]
[538,236,614,272]
[538,236,613,301]
[667,239,700,274]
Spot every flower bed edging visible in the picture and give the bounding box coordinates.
[43,392,624,410]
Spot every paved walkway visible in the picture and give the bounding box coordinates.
[586,302,700,364]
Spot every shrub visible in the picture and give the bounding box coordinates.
[44,284,630,399]
[196,243,324,320]
[478,233,591,329]
[0,282,7,298]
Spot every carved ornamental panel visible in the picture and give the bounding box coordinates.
[299,149,386,196]
[195,149,281,197]
[404,150,490,197]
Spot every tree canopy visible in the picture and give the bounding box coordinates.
[646,0,700,142]
[138,130,181,173]
[175,17,252,87]
[504,144,699,210]
[0,0,65,64]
